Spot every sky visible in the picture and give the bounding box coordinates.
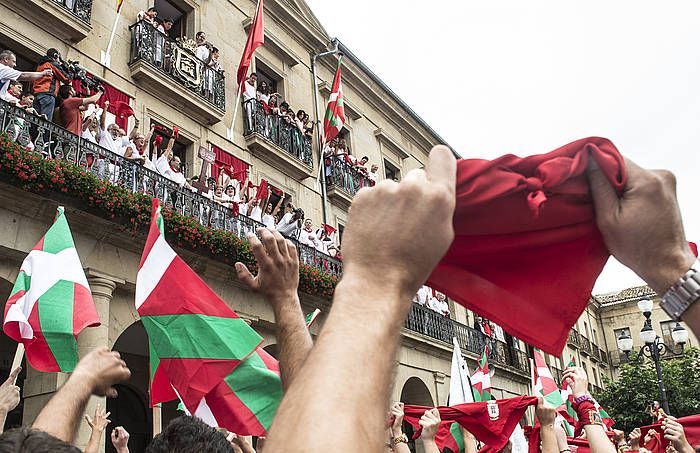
[305,0,700,295]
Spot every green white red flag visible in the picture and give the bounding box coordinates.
[305,308,320,328]
[559,357,579,426]
[137,199,263,418]
[471,344,492,401]
[532,348,565,408]
[3,206,99,372]
[323,57,346,144]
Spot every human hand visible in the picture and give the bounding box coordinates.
[389,402,404,436]
[612,429,626,445]
[419,408,441,441]
[235,228,299,305]
[85,404,111,433]
[111,426,130,452]
[589,158,695,295]
[71,348,131,397]
[663,418,693,453]
[341,145,456,301]
[134,118,140,127]
[42,68,52,77]
[0,367,21,413]
[562,366,589,398]
[104,101,110,107]
[644,428,658,446]
[629,427,642,449]
[535,397,557,425]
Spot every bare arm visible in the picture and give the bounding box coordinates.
[17,68,52,82]
[463,429,477,453]
[84,405,111,453]
[263,146,456,452]
[100,101,110,130]
[419,408,442,453]
[82,90,103,106]
[0,367,21,434]
[272,195,285,217]
[161,135,175,158]
[535,398,559,453]
[235,228,311,390]
[563,367,615,453]
[129,118,140,140]
[33,348,130,443]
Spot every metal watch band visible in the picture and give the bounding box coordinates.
[661,258,700,321]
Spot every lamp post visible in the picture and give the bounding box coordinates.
[616,299,689,415]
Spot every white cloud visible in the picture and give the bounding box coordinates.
[307,0,700,294]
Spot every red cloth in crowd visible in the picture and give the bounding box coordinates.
[71,78,132,131]
[427,137,627,354]
[211,145,249,183]
[255,179,270,201]
[640,415,700,453]
[404,396,538,453]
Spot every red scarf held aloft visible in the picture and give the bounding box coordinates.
[639,414,700,453]
[428,137,627,354]
[404,396,538,453]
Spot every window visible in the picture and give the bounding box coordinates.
[211,145,249,186]
[614,327,631,347]
[660,321,688,347]
[584,321,590,339]
[592,367,599,386]
[154,0,190,39]
[592,328,598,345]
[150,121,193,176]
[254,60,281,96]
[337,223,345,244]
[384,159,400,181]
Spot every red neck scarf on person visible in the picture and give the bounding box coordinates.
[427,137,627,354]
[640,414,700,453]
[404,396,538,453]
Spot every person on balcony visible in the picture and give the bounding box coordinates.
[0,50,52,98]
[57,84,103,136]
[277,203,303,238]
[195,32,212,64]
[298,219,316,246]
[242,73,257,132]
[206,47,223,99]
[98,102,137,157]
[155,127,194,192]
[155,18,174,67]
[136,7,158,26]
[31,48,70,121]
[81,113,99,144]
[412,285,431,306]
[18,92,44,118]
[367,163,380,186]
[0,80,21,104]
[262,196,284,230]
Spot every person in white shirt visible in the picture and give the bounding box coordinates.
[262,195,284,230]
[81,113,99,144]
[195,32,211,64]
[155,131,193,190]
[0,50,52,96]
[367,164,379,185]
[1,80,21,104]
[298,219,315,246]
[412,285,431,306]
[98,101,132,157]
[276,203,303,238]
[428,292,450,317]
[137,7,158,26]
[248,199,263,222]
[242,73,257,132]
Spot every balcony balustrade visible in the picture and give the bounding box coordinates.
[405,304,530,377]
[568,330,581,348]
[580,336,593,356]
[4,0,92,41]
[242,99,314,179]
[129,21,226,124]
[0,100,341,278]
[324,155,373,208]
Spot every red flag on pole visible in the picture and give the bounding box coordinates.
[236,0,265,90]
[323,57,346,144]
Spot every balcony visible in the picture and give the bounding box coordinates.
[404,304,531,377]
[568,330,581,348]
[129,21,226,125]
[580,336,592,356]
[242,99,314,180]
[0,100,341,281]
[4,0,92,41]
[591,343,602,362]
[324,155,372,208]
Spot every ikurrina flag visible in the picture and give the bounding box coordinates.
[305,308,320,328]
[471,344,492,401]
[593,397,614,429]
[323,57,346,144]
[531,348,565,408]
[559,357,578,435]
[137,199,263,417]
[3,206,99,372]
[178,346,282,435]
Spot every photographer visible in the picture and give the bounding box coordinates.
[32,48,70,121]
[57,84,103,135]
[276,203,304,238]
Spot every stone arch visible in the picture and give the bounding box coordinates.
[400,376,435,453]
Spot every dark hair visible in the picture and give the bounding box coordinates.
[46,48,60,59]
[163,17,174,24]
[280,102,289,109]
[361,156,369,161]
[0,428,81,452]
[145,416,232,453]
[249,72,257,77]
[147,6,158,12]
[8,80,21,88]
[57,84,72,100]
[196,31,206,38]
[212,46,219,53]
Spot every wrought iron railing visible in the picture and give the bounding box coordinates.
[129,21,226,111]
[405,304,530,376]
[580,336,592,355]
[591,343,602,361]
[53,0,92,23]
[589,384,603,396]
[242,99,313,167]
[0,100,341,278]
[325,155,373,197]
[568,330,580,348]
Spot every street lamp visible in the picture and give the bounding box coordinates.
[616,299,688,414]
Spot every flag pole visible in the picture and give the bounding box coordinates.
[10,344,23,384]
[101,9,122,68]
[226,87,243,142]
[152,404,162,436]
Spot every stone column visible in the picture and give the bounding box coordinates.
[433,371,446,406]
[74,273,119,453]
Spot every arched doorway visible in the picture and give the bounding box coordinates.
[400,377,435,453]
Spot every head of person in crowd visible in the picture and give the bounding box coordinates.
[371,163,379,173]
[280,101,289,114]
[327,244,337,257]
[293,207,304,221]
[258,80,269,95]
[0,427,81,452]
[46,48,61,64]
[214,184,224,198]
[57,84,76,102]
[0,49,16,68]
[170,155,182,172]
[359,156,369,166]
[269,94,278,108]
[436,291,446,302]
[247,72,257,86]
[266,202,274,214]
[146,7,158,20]
[303,112,310,123]
[145,416,232,453]
[133,132,147,152]
[6,80,22,100]
[210,47,220,62]
[285,201,294,214]
[225,184,235,198]
[104,123,120,140]
[20,92,34,107]
[297,109,306,120]
[161,18,174,32]
[195,31,207,45]
[206,177,216,192]
[303,218,313,232]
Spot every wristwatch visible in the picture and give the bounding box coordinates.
[393,433,408,445]
[660,258,700,321]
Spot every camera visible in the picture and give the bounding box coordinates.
[293,207,305,219]
[57,59,104,93]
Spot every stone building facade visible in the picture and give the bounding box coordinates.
[0,1,693,453]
